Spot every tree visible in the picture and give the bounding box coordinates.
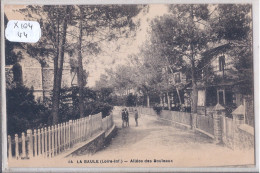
[211,4,253,95]
[148,5,211,113]
[18,5,76,124]
[138,39,186,109]
[51,6,73,124]
[72,5,143,117]
[126,93,137,107]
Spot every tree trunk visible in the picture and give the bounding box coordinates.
[51,6,70,124]
[163,94,166,108]
[77,8,85,118]
[41,65,45,103]
[191,57,198,114]
[176,88,182,105]
[147,95,150,107]
[204,88,207,116]
[190,5,198,114]
[166,92,171,110]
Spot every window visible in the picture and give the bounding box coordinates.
[219,56,225,71]
[12,63,23,85]
[217,89,225,105]
[198,90,206,106]
[174,72,181,83]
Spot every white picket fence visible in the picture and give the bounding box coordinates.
[7,113,114,160]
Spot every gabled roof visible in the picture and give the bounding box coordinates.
[213,103,225,111]
[198,43,232,70]
[232,105,245,115]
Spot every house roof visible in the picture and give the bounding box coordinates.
[198,43,232,70]
[213,103,225,111]
[232,105,245,115]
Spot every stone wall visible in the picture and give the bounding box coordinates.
[69,131,106,156]
[233,124,254,150]
[244,95,254,127]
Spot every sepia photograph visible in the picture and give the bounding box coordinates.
[1,1,258,172]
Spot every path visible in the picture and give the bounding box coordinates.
[8,108,254,168]
[72,108,254,167]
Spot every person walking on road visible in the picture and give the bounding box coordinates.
[125,108,129,127]
[121,109,126,128]
[134,109,139,126]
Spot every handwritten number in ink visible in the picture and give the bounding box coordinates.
[17,32,22,38]
[23,32,28,38]
[28,23,33,30]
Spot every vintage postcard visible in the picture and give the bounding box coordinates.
[1,0,259,172]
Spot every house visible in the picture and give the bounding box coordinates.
[5,14,76,102]
[5,49,75,102]
[196,44,254,126]
[160,66,191,111]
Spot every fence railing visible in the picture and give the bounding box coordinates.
[8,113,114,160]
[135,106,254,149]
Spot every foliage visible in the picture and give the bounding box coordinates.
[153,104,163,115]
[58,86,114,120]
[7,85,50,135]
[85,102,113,118]
[17,4,144,124]
[126,93,137,107]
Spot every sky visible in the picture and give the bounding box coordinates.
[86,4,169,87]
[4,4,169,87]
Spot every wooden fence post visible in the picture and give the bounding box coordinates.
[69,120,72,148]
[81,118,83,141]
[51,125,54,157]
[34,129,37,157]
[86,118,88,138]
[41,128,44,156]
[27,129,33,159]
[63,123,65,150]
[89,117,91,137]
[65,122,68,148]
[82,118,84,140]
[78,119,81,142]
[71,121,74,144]
[58,124,61,153]
[15,134,19,159]
[77,119,79,142]
[77,119,80,141]
[37,129,41,156]
[83,118,85,140]
[54,125,57,155]
[48,126,51,157]
[60,124,62,147]
[76,119,79,143]
[22,133,26,158]
[8,135,12,159]
[44,127,47,158]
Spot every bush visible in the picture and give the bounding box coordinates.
[85,101,113,118]
[153,104,163,115]
[7,85,50,135]
[126,93,137,107]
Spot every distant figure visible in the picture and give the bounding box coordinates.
[134,109,139,126]
[125,108,129,127]
[121,109,126,128]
